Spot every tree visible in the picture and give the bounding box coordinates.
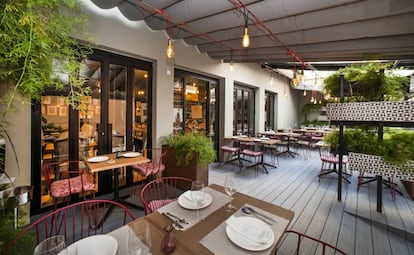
[323,63,409,102]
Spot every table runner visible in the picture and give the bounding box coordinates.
[157,187,231,231]
[199,203,290,255]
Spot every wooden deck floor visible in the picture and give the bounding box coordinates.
[209,149,414,255]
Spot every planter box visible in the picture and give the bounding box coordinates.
[162,145,209,187]
[326,101,414,122]
[349,152,414,182]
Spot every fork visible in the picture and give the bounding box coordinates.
[166,212,188,224]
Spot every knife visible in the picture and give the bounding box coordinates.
[162,212,184,229]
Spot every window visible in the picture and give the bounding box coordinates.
[265,91,276,131]
[233,85,255,135]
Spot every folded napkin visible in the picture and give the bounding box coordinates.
[226,216,273,244]
[183,190,206,205]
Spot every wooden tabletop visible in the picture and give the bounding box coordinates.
[130,184,294,255]
[84,153,149,173]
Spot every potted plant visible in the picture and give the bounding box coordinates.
[324,128,414,197]
[160,133,216,185]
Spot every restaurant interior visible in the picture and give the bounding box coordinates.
[1,0,414,254]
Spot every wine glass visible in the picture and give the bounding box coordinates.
[224,175,237,212]
[191,180,205,222]
[34,235,66,255]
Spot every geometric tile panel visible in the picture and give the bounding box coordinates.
[349,152,414,181]
[326,101,414,122]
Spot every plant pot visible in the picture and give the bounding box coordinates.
[162,145,208,187]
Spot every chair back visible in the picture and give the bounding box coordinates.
[2,199,136,255]
[281,230,347,255]
[41,160,84,192]
[140,176,193,214]
[139,148,167,176]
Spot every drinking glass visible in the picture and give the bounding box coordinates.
[224,175,237,212]
[126,221,152,255]
[191,180,206,222]
[33,235,66,255]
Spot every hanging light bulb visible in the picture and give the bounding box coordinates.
[165,38,175,59]
[242,13,250,48]
[303,90,307,97]
[270,73,274,85]
[299,69,305,83]
[242,26,250,47]
[290,72,298,87]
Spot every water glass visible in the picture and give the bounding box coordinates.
[224,175,237,212]
[191,180,206,221]
[33,235,66,255]
[126,221,152,255]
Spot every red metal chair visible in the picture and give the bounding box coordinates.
[130,148,167,196]
[140,176,193,215]
[220,138,242,169]
[41,160,96,209]
[2,199,136,255]
[277,230,347,255]
[318,146,350,183]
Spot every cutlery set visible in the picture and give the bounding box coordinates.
[162,212,188,229]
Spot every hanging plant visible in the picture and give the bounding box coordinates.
[0,0,93,115]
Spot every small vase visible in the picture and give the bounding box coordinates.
[161,224,176,253]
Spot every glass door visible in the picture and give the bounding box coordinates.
[33,49,152,211]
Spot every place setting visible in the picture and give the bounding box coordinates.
[199,202,289,255]
[157,180,231,231]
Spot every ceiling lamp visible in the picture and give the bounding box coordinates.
[166,38,175,59]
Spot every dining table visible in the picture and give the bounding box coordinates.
[84,152,150,225]
[272,132,301,158]
[236,136,280,172]
[116,184,294,255]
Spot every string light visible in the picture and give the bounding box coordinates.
[165,38,175,59]
[290,72,298,87]
[299,67,305,83]
[242,12,250,47]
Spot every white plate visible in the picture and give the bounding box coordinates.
[178,190,213,210]
[60,235,118,255]
[87,156,109,163]
[122,152,142,158]
[226,216,275,251]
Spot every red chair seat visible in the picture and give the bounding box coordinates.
[133,162,166,177]
[221,145,239,153]
[148,198,177,212]
[320,155,348,164]
[50,173,95,198]
[242,149,263,157]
